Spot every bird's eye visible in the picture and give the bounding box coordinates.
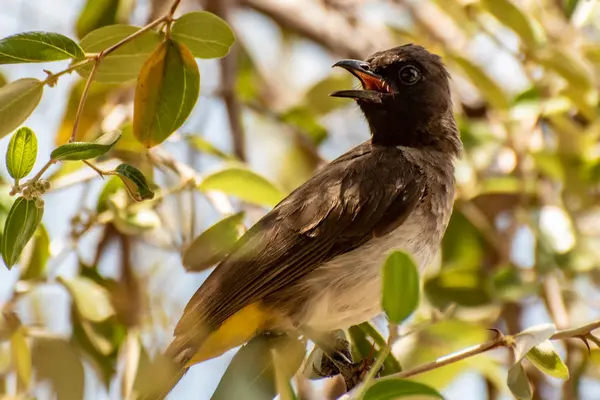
[399,65,421,85]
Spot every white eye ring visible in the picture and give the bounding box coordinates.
[399,65,421,85]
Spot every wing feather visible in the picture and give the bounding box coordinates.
[174,143,425,343]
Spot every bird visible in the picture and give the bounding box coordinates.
[137,43,462,399]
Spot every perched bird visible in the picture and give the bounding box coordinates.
[139,44,462,399]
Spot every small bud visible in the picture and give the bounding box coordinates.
[42,180,51,191]
[23,188,31,197]
[9,188,16,196]
[35,198,44,208]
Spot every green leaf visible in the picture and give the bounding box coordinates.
[71,311,124,387]
[381,251,420,324]
[480,0,538,49]
[115,163,154,201]
[186,135,235,160]
[0,32,84,64]
[199,166,284,207]
[58,276,115,322]
[50,130,121,161]
[96,176,123,213]
[171,12,235,59]
[525,340,569,380]
[76,0,120,39]
[6,127,37,180]
[450,56,510,110]
[32,338,84,400]
[535,46,593,90]
[212,335,305,400]
[425,267,492,308]
[348,323,402,376]
[305,74,355,114]
[20,224,50,281]
[272,346,299,400]
[362,379,443,400]
[78,25,163,83]
[1,197,43,269]
[0,78,44,139]
[280,107,328,145]
[182,212,245,272]
[10,328,31,389]
[507,362,532,400]
[133,39,200,147]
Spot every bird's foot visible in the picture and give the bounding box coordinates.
[338,357,383,391]
[315,338,383,391]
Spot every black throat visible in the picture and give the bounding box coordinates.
[360,102,462,156]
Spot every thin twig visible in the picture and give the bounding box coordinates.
[42,58,93,86]
[102,16,168,58]
[68,0,184,143]
[341,319,600,399]
[27,160,55,183]
[70,61,100,142]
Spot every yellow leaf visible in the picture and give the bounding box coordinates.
[10,328,31,389]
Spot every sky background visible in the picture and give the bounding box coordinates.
[1,0,600,399]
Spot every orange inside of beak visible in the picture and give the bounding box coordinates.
[355,71,392,93]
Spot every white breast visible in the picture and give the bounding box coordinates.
[298,210,440,332]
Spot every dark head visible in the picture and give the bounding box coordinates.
[331,44,461,156]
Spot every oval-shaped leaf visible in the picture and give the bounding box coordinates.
[480,0,538,49]
[305,74,355,115]
[382,251,420,324]
[198,167,284,207]
[182,212,245,272]
[133,39,200,147]
[20,224,50,281]
[362,379,443,400]
[76,0,120,39]
[6,127,37,180]
[78,25,163,83]
[0,78,44,139]
[0,32,84,64]
[272,346,299,400]
[212,335,305,400]
[507,362,532,400]
[50,130,121,161]
[10,328,31,388]
[115,163,154,201]
[348,324,402,377]
[1,197,43,269]
[58,276,115,322]
[525,340,569,380]
[171,12,235,59]
[186,135,235,160]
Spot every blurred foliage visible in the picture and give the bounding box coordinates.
[0,0,600,399]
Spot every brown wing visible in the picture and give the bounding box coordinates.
[175,142,425,339]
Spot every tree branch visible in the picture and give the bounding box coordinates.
[240,0,391,59]
[339,319,600,399]
[206,0,247,161]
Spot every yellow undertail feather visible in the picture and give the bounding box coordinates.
[135,303,274,400]
[186,302,273,366]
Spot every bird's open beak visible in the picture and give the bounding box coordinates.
[330,59,391,102]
